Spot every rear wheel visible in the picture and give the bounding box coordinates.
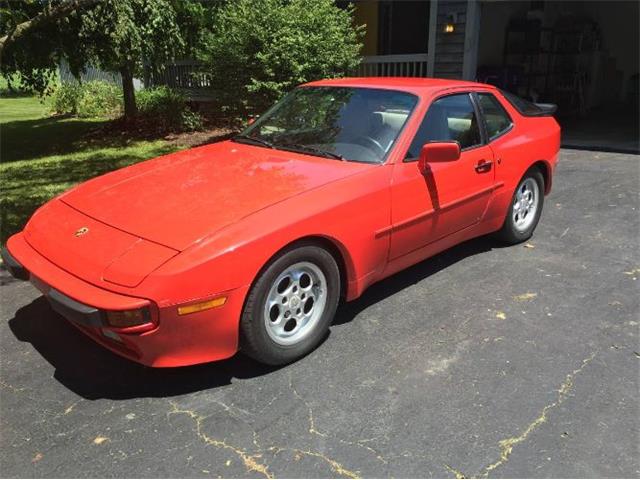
[240,243,340,365]
[498,168,545,244]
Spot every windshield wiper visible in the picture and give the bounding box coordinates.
[232,134,275,149]
[278,143,345,161]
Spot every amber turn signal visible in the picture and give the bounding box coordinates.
[177,297,227,316]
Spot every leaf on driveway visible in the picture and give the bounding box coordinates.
[93,436,109,445]
[514,293,538,301]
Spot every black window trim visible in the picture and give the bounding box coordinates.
[475,91,514,143]
[403,91,487,163]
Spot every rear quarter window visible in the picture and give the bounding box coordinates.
[478,93,513,140]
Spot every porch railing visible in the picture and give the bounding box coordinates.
[146,60,212,89]
[355,53,430,77]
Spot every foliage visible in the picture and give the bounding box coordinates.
[48,81,123,118]
[199,0,364,114]
[48,82,80,114]
[72,81,122,117]
[1,0,206,117]
[76,1,186,75]
[0,73,31,96]
[0,96,181,244]
[137,86,203,131]
[179,108,204,132]
[137,86,186,119]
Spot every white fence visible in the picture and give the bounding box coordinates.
[355,53,431,77]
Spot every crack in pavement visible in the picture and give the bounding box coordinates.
[288,372,387,464]
[167,400,273,478]
[446,352,598,479]
[288,373,327,438]
[167,397,363,478]
[268,446,360,479]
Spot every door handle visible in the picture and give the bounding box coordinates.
[475,160,492,173]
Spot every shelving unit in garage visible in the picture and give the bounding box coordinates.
[501,16,602,117]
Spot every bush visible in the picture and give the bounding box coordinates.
[137,86,204,131]
[48,82,203,131]
[137,86,186,120]
[179,108,204,132]
[199,0,364,114]
[76,81,123,117]
[49,81,122,117]
[49,83,81,115]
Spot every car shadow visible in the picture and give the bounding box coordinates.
[332,234,504,325]
[7,234,506,401]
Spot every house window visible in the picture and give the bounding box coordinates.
[378,1,430,55]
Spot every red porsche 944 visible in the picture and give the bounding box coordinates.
[3,78,560,367]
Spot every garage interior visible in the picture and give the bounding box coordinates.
[476,0,639,153]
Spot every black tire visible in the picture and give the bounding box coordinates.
[240,242,341,365]
[497,168,545,244]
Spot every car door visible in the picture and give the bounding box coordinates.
[389,92,495,260]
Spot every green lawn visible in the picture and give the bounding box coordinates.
[0,96,182,244]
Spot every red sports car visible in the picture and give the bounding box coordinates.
[3,78,560,366]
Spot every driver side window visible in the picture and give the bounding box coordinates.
[405,93,482,160]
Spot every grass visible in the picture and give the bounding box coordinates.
[0,96,182,244]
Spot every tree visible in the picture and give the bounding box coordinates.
[199,0,364,114]
[1,0,204,118]
[0,0,99,57]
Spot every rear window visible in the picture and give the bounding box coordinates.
[500,90,544,116]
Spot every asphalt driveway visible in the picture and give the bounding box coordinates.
[1,149,638,478]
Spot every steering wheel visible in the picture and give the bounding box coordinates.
[353,135,386,158]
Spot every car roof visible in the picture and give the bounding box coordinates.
[304,77,495,95]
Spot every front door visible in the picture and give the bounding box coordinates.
[389,92,494,260]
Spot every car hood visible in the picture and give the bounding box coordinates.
[61,141,372,251]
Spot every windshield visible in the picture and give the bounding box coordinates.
[236,86,419,163]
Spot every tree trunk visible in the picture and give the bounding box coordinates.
[120,66,137,119]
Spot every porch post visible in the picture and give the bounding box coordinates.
[462,0,481,80]
[427,0,438,77]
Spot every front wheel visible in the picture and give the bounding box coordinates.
[240,243,340,365]
[497,169,545,244]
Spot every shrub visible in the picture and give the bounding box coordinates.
[47,82,203,131]
[49,81,122,117]
[137,86,186,120]
[76,81,123,117]
[137,86,204,131]
[199,0,364,114]
[49,83,82,115]
[180,108,204,132]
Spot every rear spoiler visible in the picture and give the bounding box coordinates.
[530,103,558,117]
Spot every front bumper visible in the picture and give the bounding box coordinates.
[4,233,247,367]
[3,246,102,328]
[1,246,29,280]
